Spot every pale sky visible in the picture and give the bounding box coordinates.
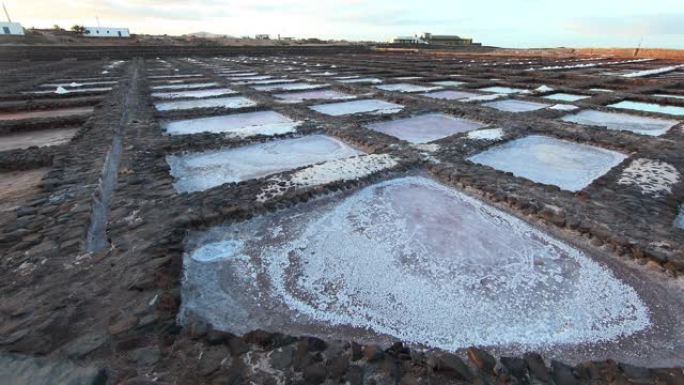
[6,0,684,48]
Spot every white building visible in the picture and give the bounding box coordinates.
[83,26,130,38]
[0,22,24,36]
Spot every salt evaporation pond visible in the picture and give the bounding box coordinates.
[179,176,650,352]
[561,110,679,136]
[366,113,485,143]
[469,135,627,191]
[654,94,684,100]
[310,99,403,116]
[608,100,684,116]
[421,90,480,100]
[543,93,590,102]
[483,99,550,112]
[151,82,220,91]
[431,80,465,87]
[0,127,78,151]
[163,111,301,137]
[155,96,257,112]
[338,77,383,84]
[0,107,94,121]
[151,88,237,99]
[253,82,325,92]
[375,83,441,93]
[274,90,356,103]
[167,134,362,192]
[479,86,528,94]
[675,205,684,230]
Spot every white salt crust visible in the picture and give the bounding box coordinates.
[617,158,680,197]
[467,128,504,141]
[256,154,398,201]
[182,176,650,350]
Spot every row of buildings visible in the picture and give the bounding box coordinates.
[0,21,130,37]
[392,32,481,47]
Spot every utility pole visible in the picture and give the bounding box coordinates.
[3,2,13,23]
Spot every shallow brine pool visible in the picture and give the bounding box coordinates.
[162,111,301,137]
[151,88,237,99]
[543,93,590,102]
[151,82,220,91]
[375,83,441,93]
[253,82,326,92]
[0,107,94,121]
[273,90,356,103]
[179,176,649,351]
[154,96,257,112]
[366,113,485,143]
[483,99,551,112]
[479,86,528,94]
[468,135,627,191]
[421,90,480,100]
[310,99,404,116]
[0,127,78,151]
[167,134,362,192]
[561,110,679,136]
[608,100,684,116]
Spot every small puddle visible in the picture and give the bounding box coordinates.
[375,83,441,93]
[274,90,356,103]
[155,96,257,111]
[468,135,627,191]
[543,93,590,102]
[608,100,684,116]
[0,107,94,121]
[483,99,550,112]
[421,90,480,100]
[366,113,485,143]
[151,88,237,99]
[561,110,678,136]
[0,127,78,151]
[675,205,684,230]
[167,134,363,192]
[163,111,300,137]
[310,99,403,116]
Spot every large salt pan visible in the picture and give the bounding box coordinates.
[180,176,650,350]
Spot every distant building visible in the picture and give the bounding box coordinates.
[83,26,130,38]
[0,22,24,36]
[392,32,480,47]
[255,34,270,40]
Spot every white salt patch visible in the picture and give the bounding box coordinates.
[257,154,398,201]
[151,82,220,91]
[55,87,69,94]
[654,94,684,100]
[590,88,614,93]
[544,93,590,102]
[535,85,555,93]
[183,176,650,349]
[617,158,680,197]
[163,111,301,137]
[366,113,485,143]
[480,86,528,94]
[394,76,423,80]
[421,90,479,100]
[483,99,551,112]
[550,104,580,111]
[467,128,504,141]
[561,110,678,136]
[469,135,627,191]
[310,99,404,116]
[167,135,363,192]
[155,96,257,112]
[432,80,465,88]
[462,94,506,103]
[608,100,684,117]
[152,88,237,99]
[621,65,684,78]
[338,77,383,84]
